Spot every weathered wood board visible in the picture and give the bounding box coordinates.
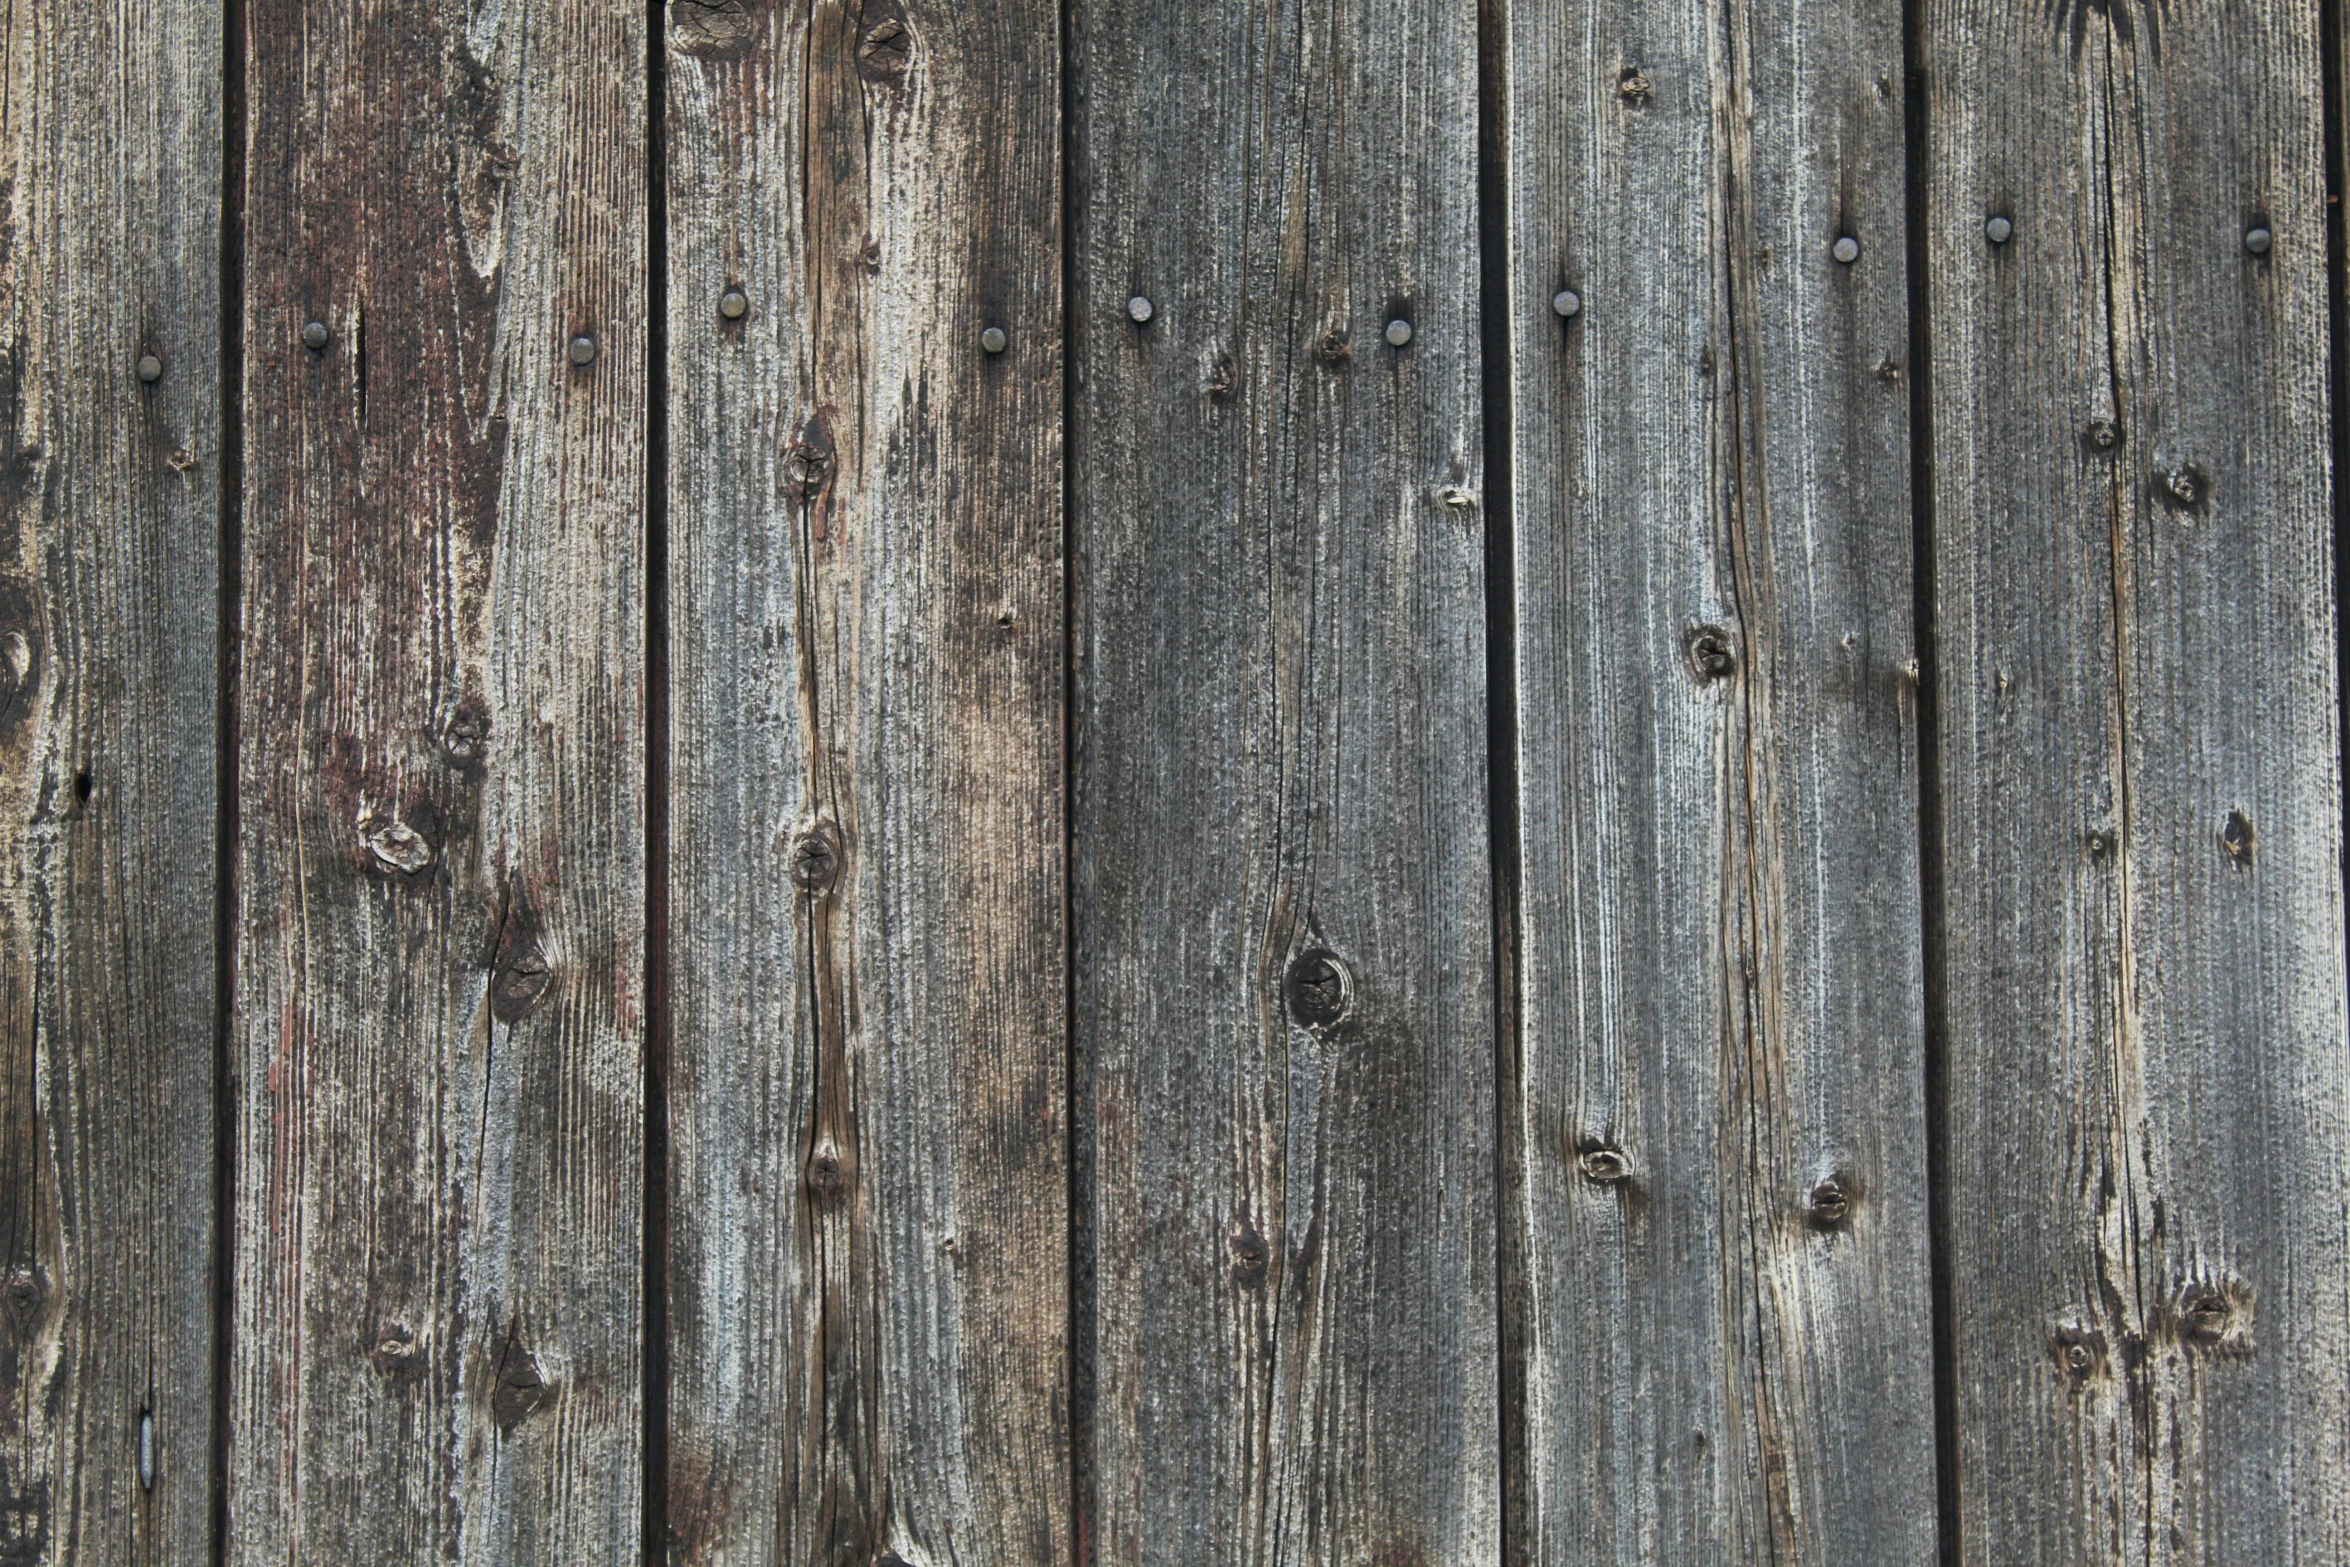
[0,2,222,1563]
[1923,0,2350,1556]
[663,0,1068,1562]
[229,0,647,1559]
[1070,0,1497,1561]
[1500,0,1939,1555]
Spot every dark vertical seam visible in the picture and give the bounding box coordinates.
[210,0,248,1554]
[2322,0,2349,1082]
[1901,3,1959,1562]
[1474,0,1524,1564]
[1060,0,1091,1561]
[642,3,671,1562]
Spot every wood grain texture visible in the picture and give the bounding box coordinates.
[1923,0,2349,1556]
[1069,2,1495,1561]
[663,1,1067,1562]
[0,1,221,1562]
[1500,0,1937,1553]
[229,0,646,1559]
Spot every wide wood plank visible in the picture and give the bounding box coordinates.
[1924,0,2349,1556]
[662,1,1067,1562]
[1070,2,1496,1561]
[1501,0,1938,1553]
[229,0,646,1559]
[0,3,221,1562]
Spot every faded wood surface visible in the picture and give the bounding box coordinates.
[1500,0,1938,1554]
[0,1,221,1562]
[663,1,1068,1563]
[229,0,646,1560]
[1923,0,2350,1557]
[1070,0,1497,1561]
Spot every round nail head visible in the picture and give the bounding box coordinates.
[2246,226,2273,255]
[1127,295,1154,324]
[1385,318,1413,347]
[301,320,330,350]
[719,289,748,320]
[1833,235,1860,265]
[568,334,597,367]
[1552,289,1582,318]
[136,354,162,384]
[1985,215,2012,244]
[981,325,1008,354]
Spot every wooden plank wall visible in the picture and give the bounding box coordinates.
[0,0,2342,1563]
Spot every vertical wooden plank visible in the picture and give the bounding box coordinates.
[663,0,1067,1561]
[1502,0,1937,1552]
[1071,1,1495,1561]
[1926,0,2349,1555]
[0,1,220,1562]
[230,0,645,1559]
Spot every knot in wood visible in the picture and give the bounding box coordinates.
[784,442,833,504]
[1231,1228,1270,1289]
[2049,1321,2106,1386]
[789,825,841,893]
[1578,1145,1630,1184]
[371,1328,422,1371]
[1284,948,1350,1026]
[366,821,434,875]
[856,15,912,75]
[3,1269,43,1336]
[1807,1176,1852,1227]
[1686,625,1737,681]
[2178,1280,2252,1353]
[492,947,553,1021]
[806,1143,848,1197]
[2222,809,2256,867]
[1317,328,1352,365]
[491,1340,547,1429]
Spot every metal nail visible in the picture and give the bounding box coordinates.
[1127,295,1154,324]
[981,325,1008,354]
[1552,289,1581,318]
[1984,215,2012,244]
[567,334,598,367]
[2245,226,2273,255]
[301,320,330,350]
[719,289,748,320]
[136,354,162,384]
[1832,235,1860,264]
[1384,318,1412,347]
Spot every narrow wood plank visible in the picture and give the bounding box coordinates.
[1070,2,1495,1561]
[1925,0,2349,1556]
[229,0,646,1559]
[663,2,1067,1562]
[0,2,221,1562]
[1502,0,1937,1553]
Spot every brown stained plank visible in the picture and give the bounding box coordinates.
[1925,0,2350,1556]
[0,2,221,1563]
[663,1,1067,1563]
[1501,0,1937,1554]
[230,0,645,1560]
[1070,2,1495,1562]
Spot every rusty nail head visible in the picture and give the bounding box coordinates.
[137,354,162,383]
[1832,235,1860,264]
[1385,318,1413,347]
[1127,295,1154,324]
[1985,215,2012,244]
[719,289,748,320]
[568,334,598,366]
[302,320,330,350]
[1553,289,1582,318]
[981,325,1008,354]
[2246,226,2273,255]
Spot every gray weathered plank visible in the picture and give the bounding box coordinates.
[1070,1,1496,1561]
[1501,0,1938,1554]
[1924,0,2349,1556]
[0,2,221,1562]
[229,0,646,1559]
[663,1,1068,1562]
